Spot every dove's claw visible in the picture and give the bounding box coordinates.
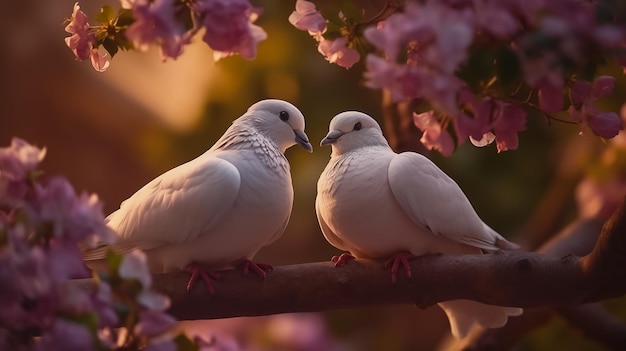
[239,260,273,279]
[384,251,416,284]
[184,264,221,294]
[331,253,355,267]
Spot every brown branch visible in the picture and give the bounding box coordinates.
[452,215,625,350]
[72,198,626,332]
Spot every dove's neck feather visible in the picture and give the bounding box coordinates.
[211,122,289,174]
[331,139,392,157]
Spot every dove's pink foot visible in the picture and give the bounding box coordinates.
[184,263,221,294]
[331,253,355,267]
[238,259,273,278]
[384,251,417,283]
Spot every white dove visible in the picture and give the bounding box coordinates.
[315,111,523,339]
[84,99,312,293]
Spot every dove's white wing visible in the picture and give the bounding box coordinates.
[315,196,349,252]
[83,155,240,259]
[388,152,506,251]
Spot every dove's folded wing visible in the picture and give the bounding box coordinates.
[83,156,241,259]
[387,152,504,251]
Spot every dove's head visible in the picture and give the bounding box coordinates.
[321,111,389,155]
[244,99,313,153]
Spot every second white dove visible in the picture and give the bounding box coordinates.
[316,111,522,339]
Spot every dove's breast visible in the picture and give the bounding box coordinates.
[318,148,469,258]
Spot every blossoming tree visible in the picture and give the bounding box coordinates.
[3,0,624,349]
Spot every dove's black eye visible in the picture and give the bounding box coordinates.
[279,111,290,121]
[354,122,362,131]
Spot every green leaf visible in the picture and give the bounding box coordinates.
[174,333,200,351]
[106,249,123,273]
[116,8,135,27]
[103,38,119,58]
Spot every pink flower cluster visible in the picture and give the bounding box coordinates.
[569,76,623,138]
[0,138,197,350]
[288,0,360,69]
[65,0,267,71]
[358,0,625,154]
[64,3,110,72]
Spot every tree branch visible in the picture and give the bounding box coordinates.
[448,214,625,349]
[73,197,626,323]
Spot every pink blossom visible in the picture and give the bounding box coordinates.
[0,138,46,201]
[493,102,527,152]
[455,90,496,141]
[364,2,474,73]
[64,3,94,61]
[469,132,496,147]
[473,0,519,39]
[413,111,455,156]
[135,310,177,336]
[37,319,95,351]
[119,249,152,289]
[455,93,526,152]
[518,50,564,112]
[569,76,622,138]
[537,81,564,113]
[317,38,360,69]
[364,55,421,100]
[90,50,110,72]
[34,177,114,244]
[47,242,90,280]
[591,76,616,99]
[0,138,46,181]
[144,339,177,351]
[196,0,267,61]
[289,0,326,34]
[125,0,185,60]
[588,112,623,138]
[64,3,110,72]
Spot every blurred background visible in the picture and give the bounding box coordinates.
[1,0,625,350]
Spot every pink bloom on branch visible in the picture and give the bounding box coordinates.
[537,81,563,113]
[125,0,185,60]
[64,3,110,72]
[317,38,360,69]
[0,138,46,180]
[569,76,622,138]
[588,112,623,138]
[134,310,177,336]
[413,111,454,156]
[364,55,421,100]
[591,76,616,99]
[37,319,95,351]
[289,0,326,34]
[493,102,527,152]
[119,249,152,289]
[34,177,114,245]
[64,2,93,61]
[90,50,110,72]
[196,0,267,61]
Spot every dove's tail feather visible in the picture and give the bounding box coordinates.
[438,300,523,339]
[483,223,520,250]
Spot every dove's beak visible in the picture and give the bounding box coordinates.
[295,130,313,152]
[320,130,344,146]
